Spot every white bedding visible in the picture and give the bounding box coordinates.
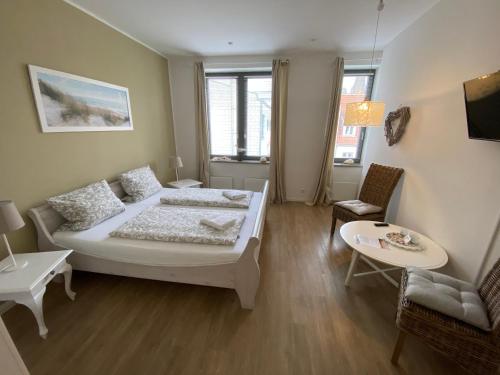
[53,188,262,267]
[160,188,252,208]
[110,206,245,245]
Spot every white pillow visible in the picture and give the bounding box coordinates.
[120,166,162,202]
[48,180,125,231]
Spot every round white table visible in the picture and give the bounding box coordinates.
[340,221,448,288]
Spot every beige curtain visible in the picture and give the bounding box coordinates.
[270,59,289,204]
[309,57,344,206]
[194,62,210,187]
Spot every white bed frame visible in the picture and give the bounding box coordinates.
[28,181,269,309]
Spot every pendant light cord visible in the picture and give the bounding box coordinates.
[370,0,383,71]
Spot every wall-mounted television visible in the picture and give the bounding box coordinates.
[463,71,500,142]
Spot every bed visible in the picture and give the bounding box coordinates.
[28,181,269,309]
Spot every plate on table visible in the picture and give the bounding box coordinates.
[384,232,423,251]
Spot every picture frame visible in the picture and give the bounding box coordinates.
[28,65,133,133]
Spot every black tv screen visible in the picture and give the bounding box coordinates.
[463,71,500,142]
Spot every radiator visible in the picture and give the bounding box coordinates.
[331,182,359,201]
[210,176,233,189]
[244,178,266,192]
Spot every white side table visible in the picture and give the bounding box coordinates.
[340,221,448,288]
[0,250,75,339]
[167,179,203,189]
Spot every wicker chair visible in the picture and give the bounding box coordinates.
[330,163,404,236]
[392,259,500,374]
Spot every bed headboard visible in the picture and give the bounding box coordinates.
[109,180,126,199]
[28,180,126,251]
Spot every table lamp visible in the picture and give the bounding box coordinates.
[169,156,184,181]
[0,201,28,272]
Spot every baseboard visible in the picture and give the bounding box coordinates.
[0,301,15,315]
[285,197,307,203]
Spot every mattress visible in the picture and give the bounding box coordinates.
[53,188,262,267]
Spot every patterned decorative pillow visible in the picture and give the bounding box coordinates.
[119,166,162,202]
[48,180,125,231]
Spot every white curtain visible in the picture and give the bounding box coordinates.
[270,59,289,204]
[194,62,210,187]
[309,57,344,206]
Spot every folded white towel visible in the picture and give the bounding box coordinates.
[223,191,247,200]
[200,216,237,231]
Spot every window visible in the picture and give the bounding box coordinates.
[342,151,355,158]
[343,126,355,136]
[334,70,376,163]
[206,72,272,160]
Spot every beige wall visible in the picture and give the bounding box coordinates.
[362,0,500,282]
[0,0,176,252]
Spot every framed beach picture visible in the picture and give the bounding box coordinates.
[28,65,133,133]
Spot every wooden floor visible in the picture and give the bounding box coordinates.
[4,203,467,375]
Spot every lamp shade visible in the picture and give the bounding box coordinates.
[344,101,385,127]
[0,201,25,234]
[169,156,184,169]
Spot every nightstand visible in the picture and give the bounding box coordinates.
[166,179,203,189]
[0,250,75,339]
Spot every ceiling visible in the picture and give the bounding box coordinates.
[66,0,439,57]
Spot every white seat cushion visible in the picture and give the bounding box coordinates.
[405,267,491,331]
[334,200,383,216]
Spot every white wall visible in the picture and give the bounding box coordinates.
[169,56,198,180]
[169,52,377,201]
[362,0,500,282]
[479,217,499,283]
[285,52,338,201]
[0,317,28,375]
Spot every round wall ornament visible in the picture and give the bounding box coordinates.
[384,106,411,146]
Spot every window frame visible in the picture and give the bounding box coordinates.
[343,126,355,137]
[334,69,376,164]
[206,71,272,161]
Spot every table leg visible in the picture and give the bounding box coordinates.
[359,256,400,288]
[59,262,76,301]
[17,288,48,339]
[345,249,360,287]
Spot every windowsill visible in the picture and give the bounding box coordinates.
[210,159,270,165]
[211,160,358,167]
[334,162,363,167]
